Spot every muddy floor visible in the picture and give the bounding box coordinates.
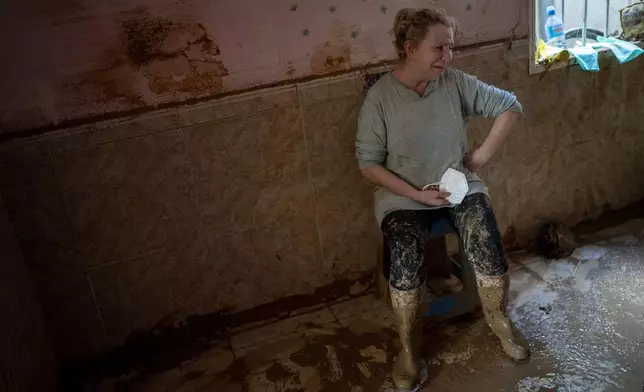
[88,220,644,392]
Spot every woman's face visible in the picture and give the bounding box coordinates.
[406,24,454,80]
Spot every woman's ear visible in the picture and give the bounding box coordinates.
[404,40,417,58]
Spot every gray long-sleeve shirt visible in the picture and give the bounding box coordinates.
[355,68,522,227]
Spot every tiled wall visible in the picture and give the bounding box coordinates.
[0,41,643,360]
[0,193,56,391]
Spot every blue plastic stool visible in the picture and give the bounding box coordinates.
[376,218,481,321]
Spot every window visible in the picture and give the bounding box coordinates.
[529,0,644,73]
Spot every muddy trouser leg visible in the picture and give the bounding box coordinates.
[381,210,434,390]
[448,193,530,361]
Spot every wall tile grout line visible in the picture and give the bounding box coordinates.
[47,151,82,253]
[82,246,172,272]
[295,84,328,286]
[327,304,342,325]
[294,92,362,106]
[85,272,109,345]
[174,109,181,131]
[45,126,180,156]
[9,226,35,367]
[178,103,300,130]
[178,126,224,312]
[295,73,365,105]
[0,84,362,155]
[47,146,112,345]
[74,216,323,273]
[176,86,299,127]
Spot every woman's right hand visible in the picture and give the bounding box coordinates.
[410,189,451,206]
[359,165,451,206]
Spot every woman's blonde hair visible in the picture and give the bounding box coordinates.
[392,8,457,61]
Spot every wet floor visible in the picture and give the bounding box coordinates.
[90,221,644,392]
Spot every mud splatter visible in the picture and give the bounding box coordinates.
[286,62,296,77]
[58,272,374,391]
[265,360,298,383]
[122,15,174,65]
[310,29,352,74]
[74,59,149,107]
[382,194,506,290]
[382,210,432,290]
[452,194,507,276]
[287,326,399,391]
[59,227,644,392]
[171,324,401,392]
[72,8,228,108]
[122,12,228,94]
[435,343,476,364]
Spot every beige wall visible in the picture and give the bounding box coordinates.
[1,42,643,360]
[0,193,56,391]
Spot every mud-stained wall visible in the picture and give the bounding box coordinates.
[0,0,528,134]
[1,0,642,366]
[1,41,643,361]
[0,193,56,392]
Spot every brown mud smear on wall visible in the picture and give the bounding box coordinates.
[310,23,353,75]
[532,197,644,257]
[310,42,352,75]
[573,198,644,235]
[286,61,296,77]
[0,35,520,143]
[68,8,228,108]
[57,273,374,392]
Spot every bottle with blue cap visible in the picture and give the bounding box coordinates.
[544,5,565,48]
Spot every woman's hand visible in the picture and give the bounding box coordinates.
[359,165,450,206]
[464,111,519,172]
[463,148,491,173]
[410,189,451,206]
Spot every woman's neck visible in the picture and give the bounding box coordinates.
[392,64,434,95]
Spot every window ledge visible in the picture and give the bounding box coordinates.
[529,40,643,75]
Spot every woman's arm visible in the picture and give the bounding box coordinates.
[452,69,522,172]
[361,165,450,206]
[464,110,520,172]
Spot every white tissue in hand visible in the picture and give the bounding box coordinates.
[440,168,469,205]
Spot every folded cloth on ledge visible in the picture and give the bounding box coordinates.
[568,45,599,71]
[594,36,644,63]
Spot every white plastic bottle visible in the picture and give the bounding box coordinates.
[544,5,565,48]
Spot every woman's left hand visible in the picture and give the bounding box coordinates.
[463,148,491,172]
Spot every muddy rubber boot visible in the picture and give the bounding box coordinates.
[390,285,423,391]
[476,273,530,361]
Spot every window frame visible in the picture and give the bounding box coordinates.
[528,0,643,75]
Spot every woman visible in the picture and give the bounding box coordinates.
[355,7,530,391]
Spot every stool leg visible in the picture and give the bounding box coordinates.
[424,236,481,320]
